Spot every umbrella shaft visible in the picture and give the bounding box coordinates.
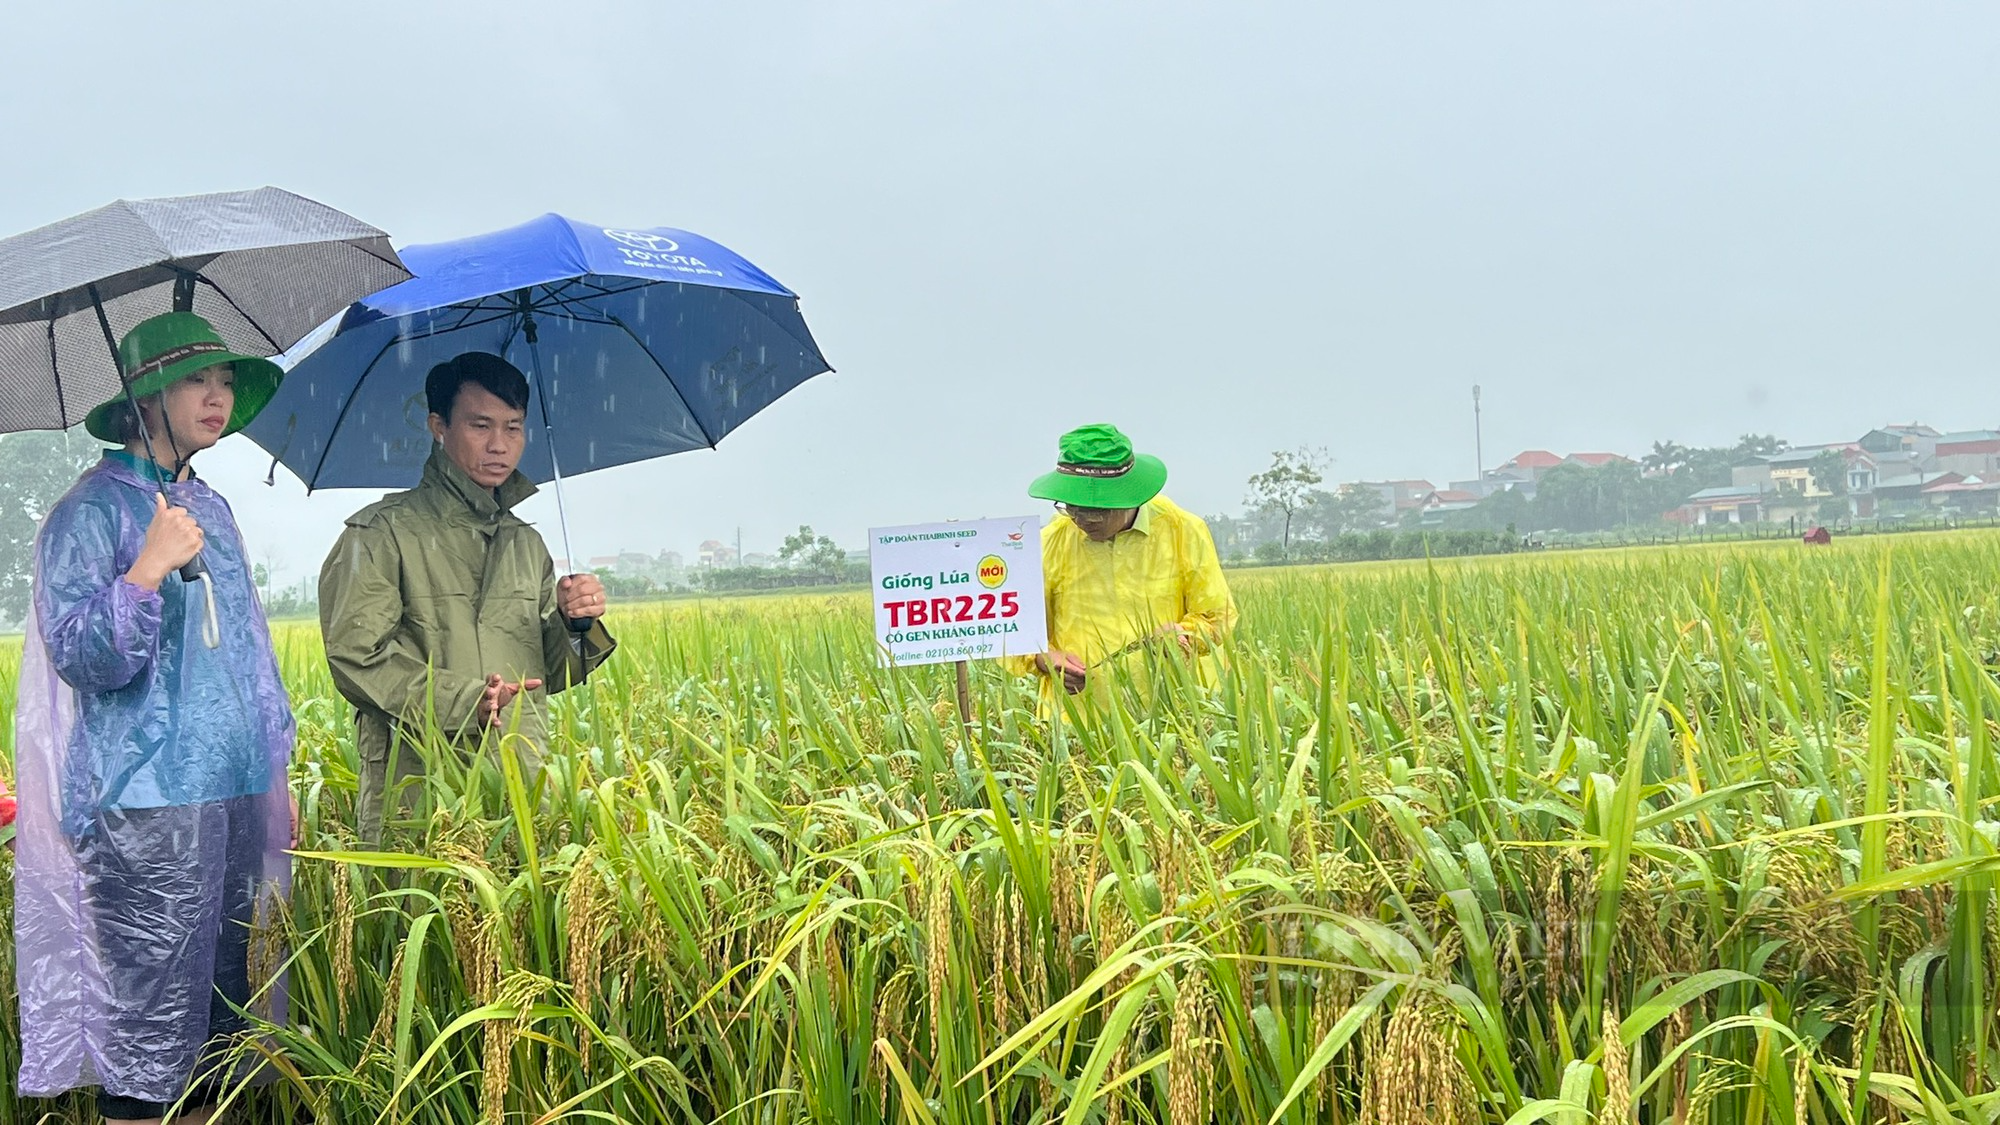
[87,285,208,586]
[87,285,174,483]
[522,329,591,633]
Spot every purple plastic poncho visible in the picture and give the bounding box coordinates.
[13,450,294,1103]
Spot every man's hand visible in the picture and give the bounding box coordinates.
[557,573,607,621]
[1153,623,1196,656]
[477,672,546,727]
[1037,649,1088,695]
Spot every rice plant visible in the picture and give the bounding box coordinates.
[6,533,2000,1122]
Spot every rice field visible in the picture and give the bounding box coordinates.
[6,532,2000,1123]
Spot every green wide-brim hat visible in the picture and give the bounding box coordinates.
[84,311,284,443]
[1027,423,1168,508]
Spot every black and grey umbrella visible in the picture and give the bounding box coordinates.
[0,186,409,642]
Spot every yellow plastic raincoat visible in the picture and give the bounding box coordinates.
[1004,494,1236,709]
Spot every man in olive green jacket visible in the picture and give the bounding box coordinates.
[319,353,615,843]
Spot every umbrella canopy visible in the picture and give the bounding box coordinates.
[245,213,831,490]
[0,186,409,433]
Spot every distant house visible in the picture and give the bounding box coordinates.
[1671,485,1767,526]
[1421,488,1480,512]
[1846,453,1883,497]
[1874,469,1959,507]
[1763,445,1860,500]
[1921,474,2000,513]
[1843,449,1937,517]
[1499,450,1563,477]
[698,540,738,568]
[1458,450,1561,498]
[1453,469,1526,499]
[588,555,620,570]
[1730,445,1863,510]
[1460,450,1617,501]
[1934,431,2000,478]
[1860,424,1941,460]
[1563,452,1632,469]
[1348,479,1436,520]
[1730,460,1774,492]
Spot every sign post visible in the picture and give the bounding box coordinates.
[868,517,1047,725]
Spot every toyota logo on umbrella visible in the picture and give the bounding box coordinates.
[603,229,679,253]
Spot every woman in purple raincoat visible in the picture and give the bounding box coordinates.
[13,312,296,1122]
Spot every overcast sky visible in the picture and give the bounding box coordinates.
[4,4,1996,584]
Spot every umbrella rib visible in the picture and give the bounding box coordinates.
[443,302,514,334]
[303,332,412,490]
[530,281,638,317]
[347,238,409,276]
[534,279,587,307]
[570,278,651,300]
[45,317,66,427]
[603,313,717,449]
[723,288,830,374]
[198,275,284,355]
[376,301,512,338]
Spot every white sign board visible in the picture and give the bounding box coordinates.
[868,517,1048,668]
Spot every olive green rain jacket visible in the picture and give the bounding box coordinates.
[318,448,615,841]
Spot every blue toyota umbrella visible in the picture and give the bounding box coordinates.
[245,212,831,560]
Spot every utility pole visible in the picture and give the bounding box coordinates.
[1472,384,1484,490]
[735,526,743,566]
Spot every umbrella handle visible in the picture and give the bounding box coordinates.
[566,616,594,634]
[183,560,222,649]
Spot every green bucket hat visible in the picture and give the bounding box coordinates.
[84,312,284,443]
[1027,423,1168,509]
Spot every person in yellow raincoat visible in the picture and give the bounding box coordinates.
[1004,423,1237,707]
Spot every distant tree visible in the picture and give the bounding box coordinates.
[0,431,102,624]
[779,524,846,584]
[1300,484,1390,538]
[1808,449,1849,497]
[591,566,656,599]
[1679,447,1738,490]
[1646,435,1789,493]
[1473,486,1531,531]
[1731,433,1789,461]
[1816,497,1851,524]
[1245,446,1327,555]
[1428,486,1526,532]
[1530,460,1661,532]
[1203,513,1245,553]
[262,579,317,620]
[1641,440,1691,476]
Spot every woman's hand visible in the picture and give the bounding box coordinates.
[124,494,204,591]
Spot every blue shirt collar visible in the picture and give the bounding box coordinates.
[101,447,196,484]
